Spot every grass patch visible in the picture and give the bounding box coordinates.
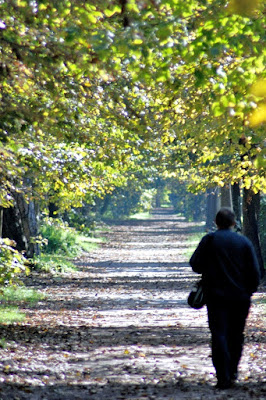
[76,234,105,252]
[0,286,44,304]
[184,231,205,260]
[160,203,172,208]
[0,285,44,326]
[33,254,78,274]
[129,212,151,220]
[0,306,25,324]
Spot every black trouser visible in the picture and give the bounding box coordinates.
[207,296,251,383]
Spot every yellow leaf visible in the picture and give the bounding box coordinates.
[250,79,266,98]
[87,14,97,23]
[249,104,266,126]
[3,238,16,247]
[228,0,261,16]
[105,7,120,17]
[18,0,28,7]
[133,38,143,45]
[124,349,130,355]
[39,4,47,11]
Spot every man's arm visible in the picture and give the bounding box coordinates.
[189,235,210,274]
[245,242,261,294]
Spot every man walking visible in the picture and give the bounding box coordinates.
[190,207,261,389]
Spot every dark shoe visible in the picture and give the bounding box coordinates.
[215,380,233,389]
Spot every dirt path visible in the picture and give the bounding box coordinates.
[0,209,265,399]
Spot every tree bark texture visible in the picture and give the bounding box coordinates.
[242,189,264,278]
[2,205,28,252]
[220,185,233,208]
[100,194,111,215]
[232,183,241,223]
[3,192,40,258]
[0,207,3,238]
[206,188,221,230]
[192,195,204,222]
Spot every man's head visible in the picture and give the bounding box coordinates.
[215,207,236,229]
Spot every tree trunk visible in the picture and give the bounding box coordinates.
[243,188,264,278]
[192,195,203,222]
[258,195,266,270]
[232,183,241,223]
[155,190,161,208]
[14,192,40,258]
[220,184,233,208]
[0,207,3,238]
[155,178,165,208]
[2,206,28,252]
[2,192,40,258]
[206,187,221,231]
[100,194,111,215]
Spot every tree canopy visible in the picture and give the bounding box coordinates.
[0,0,265,210]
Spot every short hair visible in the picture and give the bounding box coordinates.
[215,207,236,229]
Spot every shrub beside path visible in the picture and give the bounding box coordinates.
[0,209,265,399]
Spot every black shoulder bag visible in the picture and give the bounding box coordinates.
[187,279,205,309]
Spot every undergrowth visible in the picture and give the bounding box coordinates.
[36,217,106,273]
[40,218,80,256]
[33,254,77,274]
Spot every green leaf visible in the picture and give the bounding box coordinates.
[220,96,229,108]
[212,102,224,117]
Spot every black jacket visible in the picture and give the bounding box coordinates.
[190,229,261,301]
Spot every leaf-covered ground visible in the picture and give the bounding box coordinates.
[0,209,265,400]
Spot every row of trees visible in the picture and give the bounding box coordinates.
[0,1,265,276]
